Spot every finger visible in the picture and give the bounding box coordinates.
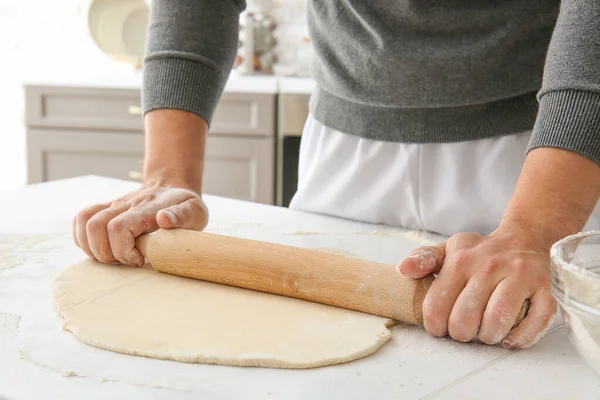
[75,203,110,258]
[108,208,159,267]
[397,242,446,278]
[502,287,557,349]
[108,189,200,266]
[448,271,504,342]
[156,198,209,231]
[86,206,128,263]
[72,216,79,248]
[422,264,468,337]
[478,276,530,345]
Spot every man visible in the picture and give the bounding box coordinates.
[73,0,600,349]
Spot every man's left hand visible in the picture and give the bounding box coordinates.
[397,229,557,349]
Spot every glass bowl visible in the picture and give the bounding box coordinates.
[551,230,600,377]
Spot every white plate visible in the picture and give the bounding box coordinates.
[88,0,149,67]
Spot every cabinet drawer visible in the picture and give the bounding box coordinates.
[211,93,275,137]
[26,129,275,204]
[26,129,145,183]
[25,86,144,131]
[204,136,274,204]
[25,85,276,136]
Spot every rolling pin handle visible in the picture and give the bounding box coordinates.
[136,233,152,259]
[514,299,530,328]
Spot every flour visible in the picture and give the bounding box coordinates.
[313,247,361,259]
[0,313,21,338]
[19,347,190,391]
[291,230,437,245]
[0,233,64,270]
[18,349,86,378]
[61,369,80,378]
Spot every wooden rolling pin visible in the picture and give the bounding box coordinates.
[136,229,528,326]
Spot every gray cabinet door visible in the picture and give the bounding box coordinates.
[25,86,144,131]
[27,129,275,204]
[25,86,275,136]
[204,136,275,204]
[26,129,145,183]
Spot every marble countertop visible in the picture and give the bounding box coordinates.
[23,69,315,95]
[1,176,598,399]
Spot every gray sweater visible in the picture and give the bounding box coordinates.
[143,0,600,164]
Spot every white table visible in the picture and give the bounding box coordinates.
[1,176,597,399]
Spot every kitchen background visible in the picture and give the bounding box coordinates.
[0,0,312,207]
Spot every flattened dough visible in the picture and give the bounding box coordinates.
[52,258,393,369]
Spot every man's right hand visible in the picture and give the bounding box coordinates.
[73,179,209,267]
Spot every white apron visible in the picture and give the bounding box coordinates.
[289,115,600,237]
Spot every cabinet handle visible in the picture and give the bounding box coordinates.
[128,170,143,182]
[128,105,142,116]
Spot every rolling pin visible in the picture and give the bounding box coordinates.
[136,229,528,326]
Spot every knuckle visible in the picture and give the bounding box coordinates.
[85,215,106,233]
[510,256,527,274]
[76,207,98,225]
[449,233,481,250]
[139,212,159,231]
[131,194,154,207]
[479,257,501,278]
[107,218,125,235]
[189,198,206,213]
[449,250,471,270]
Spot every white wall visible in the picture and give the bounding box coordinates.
[0,0,108,190]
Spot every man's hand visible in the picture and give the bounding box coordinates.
[73,109,210,266]
[73,180,208,267]
[397,230,556,349]
[397,147,600,349]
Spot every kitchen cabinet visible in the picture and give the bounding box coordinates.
[26,129,145,183]
[25,84,276,204]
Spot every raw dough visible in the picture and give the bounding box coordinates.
[313,247,361,259]
[52,258,393,369]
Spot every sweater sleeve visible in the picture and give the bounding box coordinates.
[528,0,600,164]
[142,0,246,125]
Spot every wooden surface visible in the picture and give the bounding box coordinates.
[137,229,529,326]
[137,229,435,324]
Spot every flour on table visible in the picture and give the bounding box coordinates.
[61,369,79,378]
[313,247,361,259]
[52,259,393,369]
[291,230,437,246]
[0,233,63,270]
[0,313,21,338]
